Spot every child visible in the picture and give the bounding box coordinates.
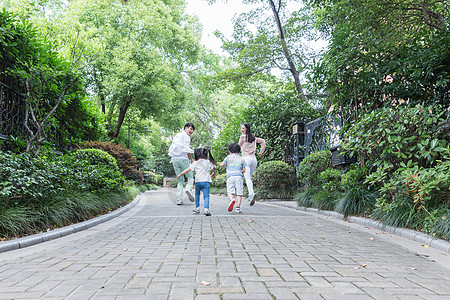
[177,147,216,216]
[220,143,246,213]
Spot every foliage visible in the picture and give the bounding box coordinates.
[72,148,119,171]
[294,190,312,208]
[216,0,322,98]
[152,141,175,177]
[244,84,324,163]
[371,194,429,231]
[211,173,227,188]
[341,104,448,176]
[340,165,370,190]
[253,160,295,198]
[211,112,245,162]
[399,159,450,208]
[77,141,142,182]
[0,150,126,207]
[434,215,450,241]
[143,171,163,185]
[297,150,332,187]
[310,190,341,211]
[58,0,202,138]
[0,8,102,154]
[318,168,344,192]
[336,186,377,217]
[212,82,323,164]
[0,187,137,239]
[0,151,62,204]
[309,0,450,118]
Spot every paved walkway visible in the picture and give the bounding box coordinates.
[1,188,449,300]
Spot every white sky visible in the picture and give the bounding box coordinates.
[185,0,327,55]
[185,0,250,55]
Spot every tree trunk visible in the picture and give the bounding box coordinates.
[268,0,306,100]
[109,100,131,139]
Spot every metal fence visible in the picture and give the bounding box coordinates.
[288,114,356,174]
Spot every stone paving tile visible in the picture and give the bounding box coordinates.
[0,189,449,300]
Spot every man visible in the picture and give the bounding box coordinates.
[168,122,195,205]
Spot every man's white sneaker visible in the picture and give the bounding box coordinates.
[177,199,183,205]
[193,207,200,213]
[248,193,255,206]
[186,190,195,202]
[235,207,241,213]
[204,209,211,216]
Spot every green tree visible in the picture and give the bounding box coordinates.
[0,8,92,155]
[308,0,450,118]
[213,0,322,100]
[62,0,202,139]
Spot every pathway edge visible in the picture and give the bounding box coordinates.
[265,201,450,254]
[0,193,142,253]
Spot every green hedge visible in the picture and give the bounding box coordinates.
[253,160,295,199]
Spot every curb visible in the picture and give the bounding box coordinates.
[0,194,142,254]
[268,201,450,254]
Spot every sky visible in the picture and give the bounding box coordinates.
[185,0,250,55]
[185,0,328,56]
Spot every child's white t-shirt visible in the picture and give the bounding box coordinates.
[189,159,214,182]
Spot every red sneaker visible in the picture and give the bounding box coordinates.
[228,200,235,212]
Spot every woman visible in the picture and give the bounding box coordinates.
[238,123,266,206]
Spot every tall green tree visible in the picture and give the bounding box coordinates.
[214,0,322,100]
[0,8,96,155]
[61,0,202,139]
[308,0,450,118]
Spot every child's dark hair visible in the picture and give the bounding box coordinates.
[194,147,216,165]
[227,143,241,154]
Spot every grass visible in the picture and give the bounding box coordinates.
[335,186,377,217]
[310,190,342,211]
[371,196,425,230]
[0,185,145,240]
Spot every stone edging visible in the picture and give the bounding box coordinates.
[0,194,142,253]
[267,202,450,254]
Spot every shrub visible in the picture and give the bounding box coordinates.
[318,168,344,192]
[155,174,163,185]
[341,104,448,183]
[69,149,125,192]
[0,151,62,204]
[211,173,227,188]
[340,165,370,190]
[336,186,377,217]
[311,190,341,211]
[294,187,316,208]
[73,148,119,170]
[297,150,332,187]
[253,161,295,196]
[143,171,157,184]
[143,172,163,185]
[77,141,142,181]
[170,179,178,188]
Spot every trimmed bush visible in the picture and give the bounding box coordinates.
[73,148,119,170]
[341,165,370,190]
[211,173,227,188]
[297,150,332,187]
[318,168,344,192]
[77,141,142,181]
[253,160,295,198]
